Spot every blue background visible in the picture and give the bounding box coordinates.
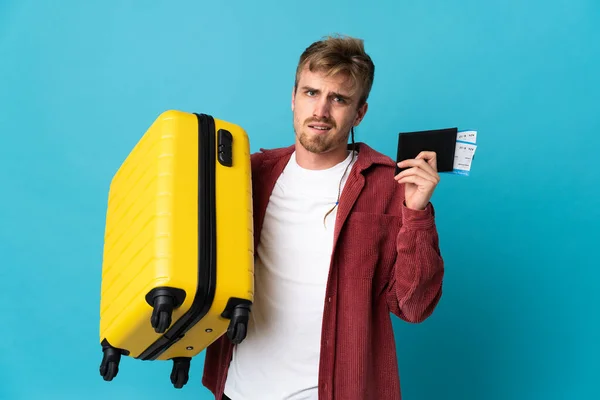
[1,0,598,399]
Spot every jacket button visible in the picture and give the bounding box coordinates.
[327,297,332,302]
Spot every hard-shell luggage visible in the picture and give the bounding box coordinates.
[98,110,254,388]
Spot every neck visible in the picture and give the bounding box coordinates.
[294,143,350,170]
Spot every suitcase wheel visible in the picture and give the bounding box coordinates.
[146,287,186,334]
[99,343,122,381]
[152,309,172,334]
[228,321,247,344]
[170,357,191,389]
[227,303,251,344]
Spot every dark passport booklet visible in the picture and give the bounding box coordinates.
[395,127,458,174]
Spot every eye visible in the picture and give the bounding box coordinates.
[306,90,316,96]
[334,96,346,103]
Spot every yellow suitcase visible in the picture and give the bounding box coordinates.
[98,110,254,389]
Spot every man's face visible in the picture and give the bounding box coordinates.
[292,66,368,154]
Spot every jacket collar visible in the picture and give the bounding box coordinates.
[257,142,395,174]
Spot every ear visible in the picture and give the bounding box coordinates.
[291,86,296,111]
[353,102,368,126]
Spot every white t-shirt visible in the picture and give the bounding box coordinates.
[223,149,357,400]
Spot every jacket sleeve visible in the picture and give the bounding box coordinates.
[386,201,444,323]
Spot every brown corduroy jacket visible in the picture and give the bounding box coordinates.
[202,142,444,399]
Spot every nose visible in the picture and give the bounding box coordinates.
[313,96,331,119]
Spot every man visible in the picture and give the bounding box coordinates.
[202,34,444,400]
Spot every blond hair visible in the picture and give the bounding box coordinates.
[294,34,375,107]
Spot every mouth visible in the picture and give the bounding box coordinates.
[307,124,333,133]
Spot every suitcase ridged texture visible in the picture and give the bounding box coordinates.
[101,132,172,328]
[100,111,199,358]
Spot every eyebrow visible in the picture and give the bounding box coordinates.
[300,86,352,101]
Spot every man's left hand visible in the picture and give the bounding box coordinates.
[394,151,440,211]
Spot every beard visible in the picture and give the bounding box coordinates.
[295,116,348,154]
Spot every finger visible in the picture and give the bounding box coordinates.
[395,166,439,185]
[397,157,437,176]
[395,162,439,183]
[415,151,436,159]
[396,174,434,188]
[416,151,438,172]
[414,156,438,176]
[394,165,435,182]
[394,166,434,182]
[415,151,438,172]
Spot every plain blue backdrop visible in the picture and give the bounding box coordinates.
[1,0,598,399]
